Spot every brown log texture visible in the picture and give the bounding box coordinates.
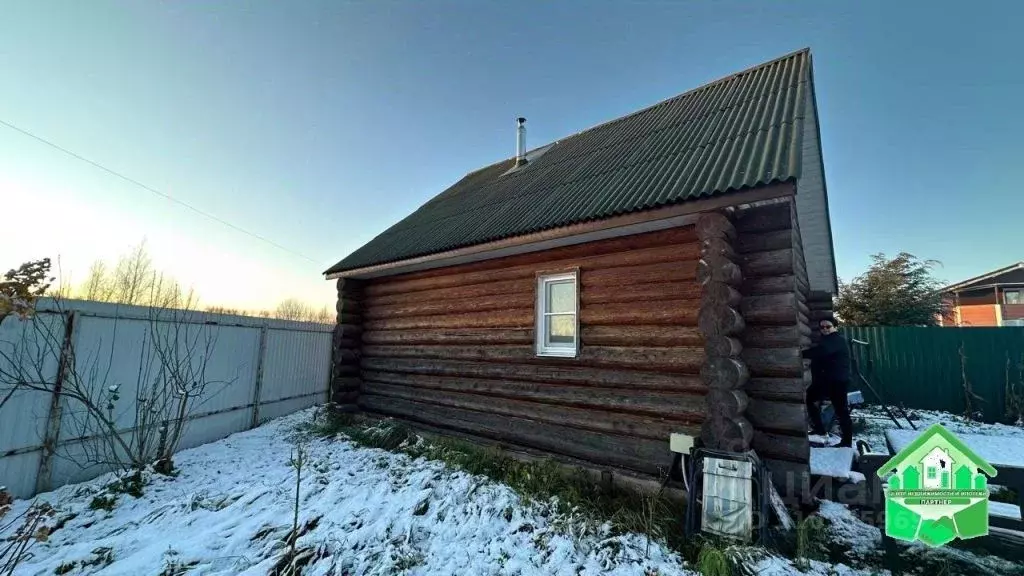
[333,279,366,407]
[355,225,706,477]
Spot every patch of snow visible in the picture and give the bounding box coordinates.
[811,447,856,479]
[816,501,882,556]
[852,405,1024,455]
[887,429,1024,468]
[990,501,1021,520]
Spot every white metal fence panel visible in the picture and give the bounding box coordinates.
[0,299,332,499]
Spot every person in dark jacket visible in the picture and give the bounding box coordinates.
[802,316,853,447]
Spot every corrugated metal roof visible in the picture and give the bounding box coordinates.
[326,49,813,275]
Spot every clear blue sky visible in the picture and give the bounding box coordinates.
[2,1,1021,308]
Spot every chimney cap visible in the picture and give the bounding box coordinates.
[517,117,527,125]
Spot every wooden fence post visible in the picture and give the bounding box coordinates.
[34,311,76,495]
[250,325,269,428]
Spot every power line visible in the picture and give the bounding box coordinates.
[0,118,321,265]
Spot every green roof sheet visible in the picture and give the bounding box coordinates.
[327,48,813,275]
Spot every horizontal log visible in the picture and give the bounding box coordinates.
[806,299,833,311]
[703,283,742,308]
[333,323,363,338]
[741,294,801,325]
[697,257,742,286]
[364,292,534,320]
[367,238,701,297]
[741,249,794,278]
[332,363,359,376]
[359,394,677,475]
[701,414,753,452]
[336,312,363,325]
[752,431,810,463]
[362,328,533,346]
[742,325,812,349]
[735,201,791,234]
[742,275,807,297]
[581,325,702,347]
[581,299,699,326]
[698,304,745,337]
[736,228,793,254]
[808,309,834,323]
[331,390,359,404]
[336,278,366,299]
[582,261,698,288]
[700,237,737,261]
[706,388,748,418]
[742,347,805,377]
[361,344,705,373]
[360,357,706,392]
[361,376,704,425]
[745,374,812,401]
[364,308,533,331]
[331,377,362,392]
[746,399,808,433]
[363,382,700,441]
[333,349,360,366]
[366,278,532,308]
[336,299,362,314]
[696,212,736,241]
[701,357,749,390]
[581,281,701,305]
[704,336,742,358]
[380,226,699,284]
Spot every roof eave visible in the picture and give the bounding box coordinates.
[326,182,796,280]
[942,262,1024,293]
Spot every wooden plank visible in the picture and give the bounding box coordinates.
[742,347,805,377]
[359,394,677,475]
[379,226,699,283]
[366,238,701,297]
[581,281,701,305]
[581,298,699,326]
[362,371,707,418]
[362,380,703,438]
[582,325,702,347]
[747,399,808,434]
[362,328,534,346]
[753,431,810,463]
[359,357,706,392]
[364,308,533,331]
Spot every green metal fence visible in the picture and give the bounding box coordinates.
[844,326,1024,423]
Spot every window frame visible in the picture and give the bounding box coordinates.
[535,270,580,358]
[1005,289,1022,305]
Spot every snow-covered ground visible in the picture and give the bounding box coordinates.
[1,407,1018,575]
[851,405,1024,455]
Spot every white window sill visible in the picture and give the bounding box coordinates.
[536,349,578,358]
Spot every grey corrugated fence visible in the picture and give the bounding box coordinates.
[0,298,332,499]
[844,326,1024,423]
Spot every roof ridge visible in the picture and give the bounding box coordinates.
[457,48,811,181]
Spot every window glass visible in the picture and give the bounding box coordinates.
[536,272,578,356]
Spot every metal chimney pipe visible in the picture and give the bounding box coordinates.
[515,117,528,166]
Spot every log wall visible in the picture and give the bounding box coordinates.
[331,279,364,411]
[355,226,706,476]
[734,200,812,496]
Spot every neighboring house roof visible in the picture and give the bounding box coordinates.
[943,262,1024,293]
[878,424,997,478]
[326,48,815,276]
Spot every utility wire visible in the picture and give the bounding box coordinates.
[0,118,321,265]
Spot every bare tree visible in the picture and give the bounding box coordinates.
[0,291,238,476]
[75,241,192,309]
[274,298,311,321]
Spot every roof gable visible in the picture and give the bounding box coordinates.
[944,262,1024,292]
[327,49,814,276]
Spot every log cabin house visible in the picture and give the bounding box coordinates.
[324,48,838,498]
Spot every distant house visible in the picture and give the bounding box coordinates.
[323,49,838,498]
[942,262,1024,326]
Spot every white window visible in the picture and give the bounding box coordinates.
[536,271,579,357]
